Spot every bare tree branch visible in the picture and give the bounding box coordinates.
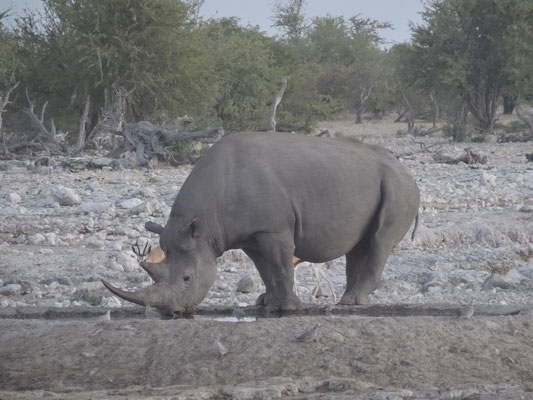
[265,77,288,132]
[76,95,90,151]
[0,79,20,153]
[20,89,66,154]
[429,88,439,128]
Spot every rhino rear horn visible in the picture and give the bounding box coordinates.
[145,221,164,234]
[140,261,168,282]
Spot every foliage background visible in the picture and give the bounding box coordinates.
[1,0,533,141]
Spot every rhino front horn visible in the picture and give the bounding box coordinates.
[101,279,174,311]
[145,221,164,234]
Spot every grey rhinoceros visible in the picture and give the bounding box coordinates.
[102,132,419,314]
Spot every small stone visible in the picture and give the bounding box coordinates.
[479,171,496,186]
[519,205,533,213]
[73,282,105,305]
[0,284,22,296]
[54,186,82,206]
[329,331,345,344]
[120,198,144,209]
[76,202,116,216]
[57,277,73,286]
[89,157,115,168]
[44,232,58,246]
[35,157,50,167]
[114,226,139,238]
[421,281,443,293]
[27,233,46,245]
[84,235,104,249]
[129,201,153,215]
[101,296,122,308]
[108,258,125,272]
[504,268,526,284]
[117,253,139,272]
[11,235,26,244]
[7,192,21,205]
[213,338,228,357]
[236,274,261,293]
[95,230,108,241]
[108,240,125,251]
[481,273,512,290]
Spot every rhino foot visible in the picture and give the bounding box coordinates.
[338,293,370,306]
[256,292,303,312]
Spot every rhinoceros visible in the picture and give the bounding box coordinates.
[102,132,419,314]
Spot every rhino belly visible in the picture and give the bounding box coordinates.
[292,194,378,263]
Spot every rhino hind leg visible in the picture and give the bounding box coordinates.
[243,232,302,311]
[340,179,419,306]
[339,239,394,305]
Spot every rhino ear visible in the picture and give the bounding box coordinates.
[182,217,202,238]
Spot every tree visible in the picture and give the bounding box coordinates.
[200,18,281,131]
[408,0,533,135]
[0,11,20,154]
[306,15,389,124]
[14,0,211,135]
[272,0,307,41]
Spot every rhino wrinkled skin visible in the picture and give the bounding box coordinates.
[102,132,420,314]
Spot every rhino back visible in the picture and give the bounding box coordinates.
[174,132,417,261]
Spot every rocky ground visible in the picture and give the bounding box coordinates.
[0,117,532,399]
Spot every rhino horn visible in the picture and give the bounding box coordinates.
[101,279,173,309]
[145,221,164,234]
[140,261,168,283]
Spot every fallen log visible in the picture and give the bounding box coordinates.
[433,148,487,165]
[106,121,224,166]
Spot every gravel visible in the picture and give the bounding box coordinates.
[0,123,531,310]
[0,119,532,398]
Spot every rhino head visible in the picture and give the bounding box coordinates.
[102,219,217,315]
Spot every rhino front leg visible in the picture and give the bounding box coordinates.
[243,233,302,311]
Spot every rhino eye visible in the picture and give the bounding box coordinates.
[183,276,191,283]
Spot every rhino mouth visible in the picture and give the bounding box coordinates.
[101,221,193,315]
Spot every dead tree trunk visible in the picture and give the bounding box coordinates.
[503,95,516,115]
[355,86,373,124]
[21,89,65,154]
[514,102,533,141]
[75,95,90,152]
[265,77,288,132]
[397,82,415,134]
[452,97,469,142]
[463,85,500,134]
[23,90,56,142]
[0,78,19,154]
[394,109,408,123]
[429,88,439,128]
[73,86,128,154]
